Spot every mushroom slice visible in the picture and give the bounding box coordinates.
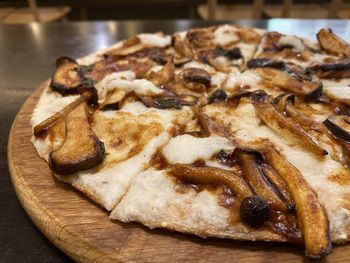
[212,47,242,60]
[309,60,350,79]
[33,92,93,137]
[260,163,295,212]
[110,36,147,57]
[168,164,252,199]
[197,113,234,139]
[254,67,321,97]
[172,33,193,59]
[100,90,127,111]
[274,93,325,133]
[49,102,105,175]
[182,68,211,86]
[251,92,327,156]
[50,57,82,96]
[208,89,228,104]
[140,96,181,109]
[236,149,288,212]
[323,115,350,142]
[259,143,332,258]
[148,59,175,86]
[317,28,350,58]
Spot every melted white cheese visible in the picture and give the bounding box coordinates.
[162,134,234,164]
[138,33,171,47]
[323,79,350,103]
[211,72,227,87]
[183,61,216,74]
[224,70,261,91]
[214,25,240,47]
[278,35,305,52]
[97,71,162,99]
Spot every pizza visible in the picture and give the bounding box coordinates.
[31,25,350,258]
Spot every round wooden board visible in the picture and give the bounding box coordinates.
[7,82,350,263]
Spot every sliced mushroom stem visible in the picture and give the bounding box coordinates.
[255,68,321,97]
[317,28,350,58]
[259,143,332,258]
[33,95,90,137]
[274,93,325,133]
[236,149,288,212]
[260,163,295,212]
[251,96,327,156]
[148,58,175,87]
[168,164,252,199]
[49,102,105,174]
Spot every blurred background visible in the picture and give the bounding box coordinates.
[0,0,349,24]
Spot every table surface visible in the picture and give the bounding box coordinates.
[1,19,350,262]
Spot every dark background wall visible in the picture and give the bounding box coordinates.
[0,0,342,20]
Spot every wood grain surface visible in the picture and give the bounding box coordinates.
[7,82,350,263]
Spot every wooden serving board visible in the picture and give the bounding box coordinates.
[8,82,350,263]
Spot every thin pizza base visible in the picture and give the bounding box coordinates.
[31,25,350,255]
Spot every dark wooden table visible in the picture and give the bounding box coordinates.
[1,19,350,262]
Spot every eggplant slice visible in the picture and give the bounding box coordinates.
[49,102,105,174]
[50,56,83,96]
[317,28,350,58]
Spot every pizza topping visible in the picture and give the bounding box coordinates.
[140,96,182,109]
[309,60,350,79]
[182,68,211,86]
[208,89,228,104]
[169,164,252,199]
[240,195,271,227]
[148,59,175,86]
[212,47,242,60]
[324,115,350,142]
[49,102,105,174]
[50,56,83,96]
[214,25,240,47]
[172,33,193,65]
[162,134,233,165]
[100,90,127,111]
[317,28,350,58]
[260,142,332,258]
[260,163,295,212]
[33,92,94,137]
[236,149,288,212]
[251,91,327,156]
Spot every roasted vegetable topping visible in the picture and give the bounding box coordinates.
[213,47,242,60]
[169,164,252,199]
[49,102,105,174]
[309,60,350,79]
[251,91,327,156]
[236,149,288,212]
[208,89,228,104]
[324,115,350,142]
[140,96,181,109]
[260,143,332,258]
[50,56,83,96]
[182,68,211,86]
[317,28,350,58]
[240,195,271,228]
